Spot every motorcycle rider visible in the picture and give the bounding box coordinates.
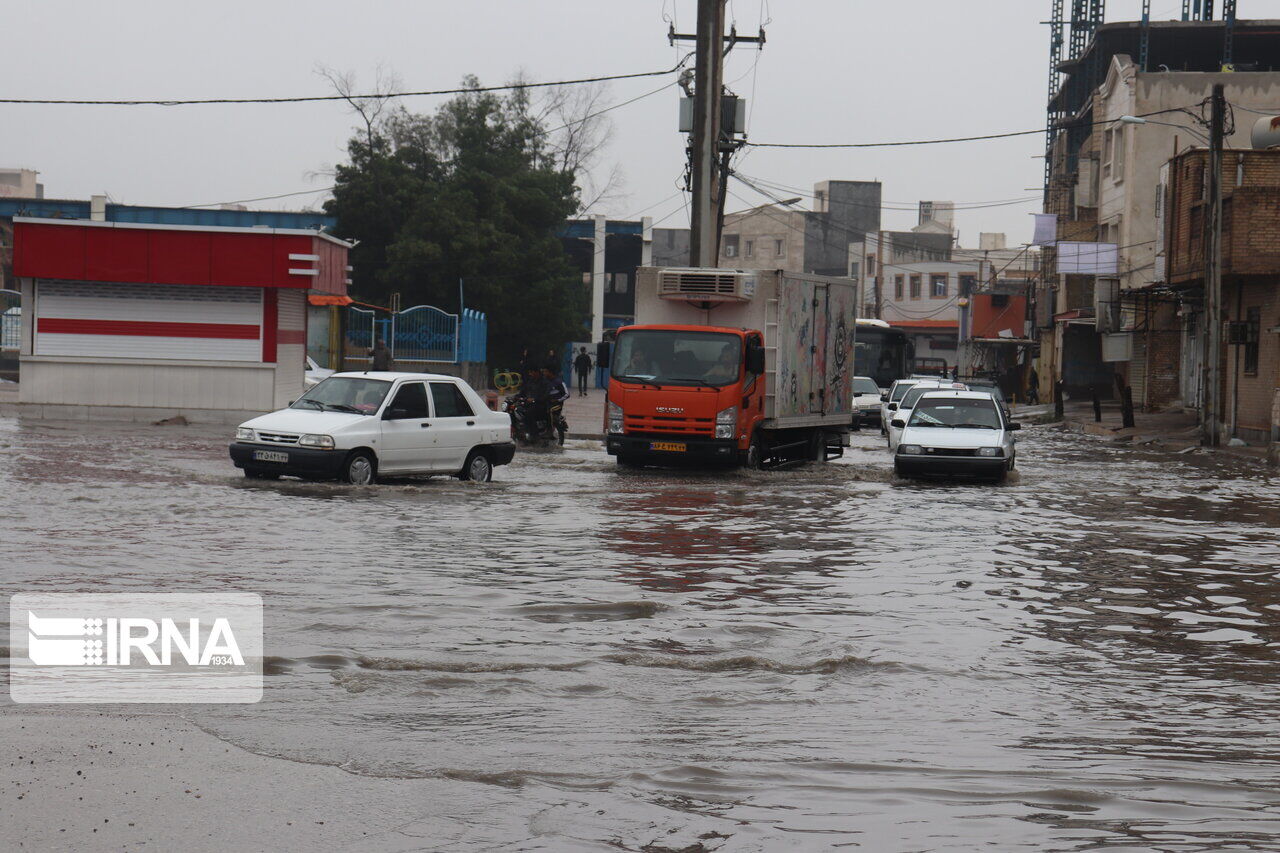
[545,368,569,442]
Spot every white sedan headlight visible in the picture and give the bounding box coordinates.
[235,427,256,441]
[607,400,624,434]
[898,444,923,455]
[298,434,335,450]
[976,446,1004,457]
[715,405,737,439]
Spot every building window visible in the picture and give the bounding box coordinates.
[866,254,876,276]
[931,274,948,298]
[723,234,740,258]
[909,274,922,299]
[849,261,860,280]
[894,275,904,299]
[606,272,630,294]
[1102,128,1114,178]
[1244,307,1260,375]
[744,239,754,258]
[774,238,785,257]
[1113,126,1126,183]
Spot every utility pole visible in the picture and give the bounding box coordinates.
[1202,83,1226,447]
[672,3,762,267]
[689,0,726,267]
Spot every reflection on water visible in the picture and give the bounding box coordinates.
[3,418,1280,850]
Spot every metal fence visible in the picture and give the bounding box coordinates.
[343,302,485,365]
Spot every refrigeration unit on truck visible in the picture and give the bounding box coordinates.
[604,267,858,469]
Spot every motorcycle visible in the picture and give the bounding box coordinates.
[504,394,566,446]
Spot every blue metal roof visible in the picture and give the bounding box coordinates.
[0,198,335,231]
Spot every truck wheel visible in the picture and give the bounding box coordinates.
[342,450,377,485]
[809,431,827,462]
[244,468,280,481]
[744,432,765,469]
[459,449,493,482]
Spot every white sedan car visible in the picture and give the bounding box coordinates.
[304,356,335,389]
[892,389,1020,482]
[885,380,956,450]
[229,372,515,484]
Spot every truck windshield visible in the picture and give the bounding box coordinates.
[292,377,391,415]
[612,330,742,387]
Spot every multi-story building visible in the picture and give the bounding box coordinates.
[0,169,42,200]
[719,179,882,277]
[1041,18,1280,407]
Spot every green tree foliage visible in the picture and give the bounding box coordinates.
[325,78,586,369]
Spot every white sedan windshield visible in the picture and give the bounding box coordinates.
[909,399,1002,429]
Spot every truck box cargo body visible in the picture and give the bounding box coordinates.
[606,267,858,468]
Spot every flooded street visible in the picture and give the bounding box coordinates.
[4,416,1280,851]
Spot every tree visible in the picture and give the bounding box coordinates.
[325,77,589,369]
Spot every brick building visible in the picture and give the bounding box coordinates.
[1164,147,1280,446]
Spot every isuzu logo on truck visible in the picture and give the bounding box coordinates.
[656,407,684,414]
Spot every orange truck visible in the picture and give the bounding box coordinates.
[604,267,858,469]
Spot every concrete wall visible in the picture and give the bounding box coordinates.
[1223,280,1279,444]
[720,205,807,271]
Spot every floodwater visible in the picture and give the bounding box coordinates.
[3,416,1280,851]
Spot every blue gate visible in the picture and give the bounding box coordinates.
[344,301,485,366]
[393,304,458,362]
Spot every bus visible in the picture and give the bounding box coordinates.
[854,319,913,390]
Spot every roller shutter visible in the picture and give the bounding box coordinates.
[34,280,262,361]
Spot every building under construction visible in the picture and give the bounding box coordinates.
[1037,1,1280,429]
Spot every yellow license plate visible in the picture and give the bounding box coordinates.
[650,441,687,452]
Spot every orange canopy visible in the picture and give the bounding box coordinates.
[308,294,353,306]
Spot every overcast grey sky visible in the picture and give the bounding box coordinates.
[8,1,1279,246]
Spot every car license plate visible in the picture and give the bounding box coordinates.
[649,441,687,453]
[252,450,289,463]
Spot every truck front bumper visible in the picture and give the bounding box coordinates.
[229,442,348,479]
[605,433,739,464]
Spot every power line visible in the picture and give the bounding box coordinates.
[742,105,1206,149]
[183,185,336,209]
[0,60,691,107]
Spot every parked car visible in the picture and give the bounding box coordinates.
[229,372,515,484]
[304,356,335,389]
[885,380,958,450]
[892,389,1020,482]
[852,375,883,427]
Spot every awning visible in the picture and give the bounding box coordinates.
[308,293,353,306]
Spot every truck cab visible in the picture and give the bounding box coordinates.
[605,324,766,467]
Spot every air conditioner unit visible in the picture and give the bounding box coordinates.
[657,267,757,304]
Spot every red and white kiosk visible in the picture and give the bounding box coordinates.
[12,217,350,422]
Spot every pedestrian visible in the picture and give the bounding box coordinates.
[545,348,559,374]
[1027,368,1040,405]
[370,338,393,372]
[573,346,592,396]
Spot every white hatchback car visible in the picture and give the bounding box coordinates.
[229,372,515,484]
[892,389,1020,482]
[885,380,957,450]
[304,356,335,389]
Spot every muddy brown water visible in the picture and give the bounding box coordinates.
[3,417,1280,850]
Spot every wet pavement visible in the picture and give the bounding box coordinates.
[3,415,1280,851]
